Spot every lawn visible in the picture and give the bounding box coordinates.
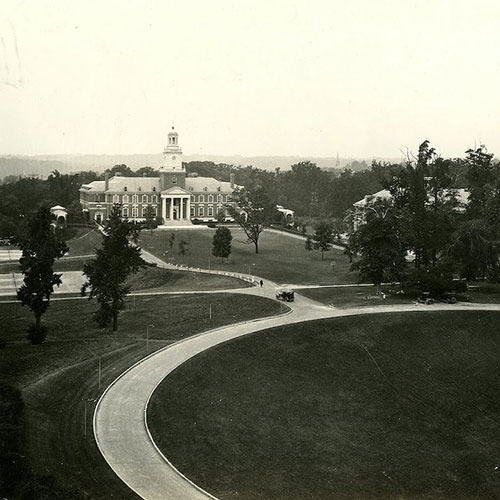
[148,311,500,500]
[300,283,500,308]
[139,227,357,285]
[0,293,283,499]
[299,285,412,308]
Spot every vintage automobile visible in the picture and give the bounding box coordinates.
[417,292,435,305]
[276,288,295,302]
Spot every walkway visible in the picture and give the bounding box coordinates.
[93,258,500,500]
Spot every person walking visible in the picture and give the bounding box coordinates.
[260,279,264,287]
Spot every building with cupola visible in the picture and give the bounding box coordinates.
[79,128,241,227]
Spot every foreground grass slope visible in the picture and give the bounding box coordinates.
[139,228,356,285]
[148,311,500,500]
[0,293,283,499]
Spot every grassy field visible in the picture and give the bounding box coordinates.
[0,293,283,499]
[139,227,357,285]
[300,283,500,308]
[148,311,500,500]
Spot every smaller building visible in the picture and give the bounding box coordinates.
[351,188,469,230]
[50,205,67,225]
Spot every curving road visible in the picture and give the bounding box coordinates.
[93,262,500,500]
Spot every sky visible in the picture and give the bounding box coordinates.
[1,0,500,158]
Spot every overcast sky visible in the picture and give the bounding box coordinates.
[1,0,500,158]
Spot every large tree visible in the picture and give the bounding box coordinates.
[227,187,276,254]
[312,220,333,260]
[212,226,232,263]
[347,200,407,290]
[16,206,68,343]
[81,205,145,331]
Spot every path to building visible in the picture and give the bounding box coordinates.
[94,253,500,500]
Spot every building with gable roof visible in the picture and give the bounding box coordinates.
[79,128,241,226]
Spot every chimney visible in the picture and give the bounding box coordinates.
[104,172,109,191]
[230,173,235,189]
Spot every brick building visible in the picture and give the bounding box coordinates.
[80,128,240,226]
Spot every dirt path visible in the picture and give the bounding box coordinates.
[94,255,500,500]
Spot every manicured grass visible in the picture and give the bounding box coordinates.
[139,228,357,285]
[65,228,101,256]
[148,311,500,500]
[299,285,413,308]
[0,293,283,499]
[301,283,500,307]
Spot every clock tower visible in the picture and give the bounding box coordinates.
[159,127,186,190]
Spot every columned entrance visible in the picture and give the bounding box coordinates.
[160,193,191,223]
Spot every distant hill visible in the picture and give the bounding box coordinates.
[0,153,401,179]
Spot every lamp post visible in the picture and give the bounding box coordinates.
[147,324,155,354]
[84,398,97,437]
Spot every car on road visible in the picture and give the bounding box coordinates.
[276,288,295,302]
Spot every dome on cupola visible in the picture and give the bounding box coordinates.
[168,126,178,137]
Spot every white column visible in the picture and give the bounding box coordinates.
[161,197,166,222]
[187,196,191,221]
[169,197,174,220]
[180,197,184,219]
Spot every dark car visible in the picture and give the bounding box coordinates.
[417,292,435,305]
[439,292,471,304]
[276,289,295,302]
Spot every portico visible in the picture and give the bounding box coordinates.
[160,187,191,223]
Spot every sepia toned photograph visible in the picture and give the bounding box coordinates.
[1,1,500,499]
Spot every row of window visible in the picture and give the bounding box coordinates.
[110,194,231,204]
[113,194,158,204]
[121,205,157,218]
[192,204,225,217]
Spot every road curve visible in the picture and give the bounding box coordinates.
[93,275,500,500]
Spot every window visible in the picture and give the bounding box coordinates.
[152,206,157,216]
[124,186,128,192]
[190,206,195,217]
[198,206,204,217]
[123,195,129,204]
[189,186,193,191]
[142,194,148,203]
[132,206,138,218]
[138,186,142,191]
[153,187,156,192]
[208,205,213,217]
[191,195,195,201]
[122,207,129,218]
[208,194,213,202]
[172,176,177,184]
[217,194,222,202]
[132,194,139,204]
[113,195,120,203]
[203,187,208,191]
[152,195,157,203]
[198,194,205,203]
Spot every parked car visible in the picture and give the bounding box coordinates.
[417,292,435,305]
[276,289,295,302]
[439,292,471,303]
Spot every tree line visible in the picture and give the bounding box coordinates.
[347,141,500,291]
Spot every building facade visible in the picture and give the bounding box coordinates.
[80,128,240,225]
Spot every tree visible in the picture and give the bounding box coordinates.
[178,239,188,259]
[16,206,68,343]
[212,226,232,263]
[347,201,407,290]
[167,232,175,256]
[81,205,145,331]
[312,220,333,260]
[144,204,157,231]
[226,187,276,254]
[304,235,314,254]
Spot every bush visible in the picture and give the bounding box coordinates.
[27,324,47,345]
